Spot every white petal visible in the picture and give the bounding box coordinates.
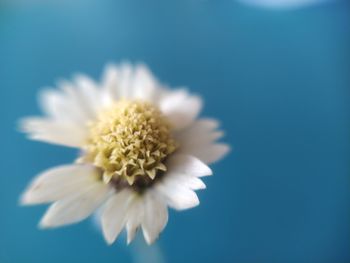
[117,63,134,99]
[179,143,230,164]
[101,64,120,102]
[21,164,101,205]
[73,74,106,116]
[185,176,206,190]
[166,154,212,177]
[141,192,168,244]
[39,84,88,124]
[125,197,144,244]
[175,119,224,148]
[101,189,135,245]
[174,118,229,164]
[38,89,68,121]
[40,181,111,228]
[131,64,159,102]
[154,179,199,211]
[159,89,202,130]
[19,117,87,148]
[187,119,220,131]
[58,80,97,121]
[103,63,160,103]
[165,173,206,190]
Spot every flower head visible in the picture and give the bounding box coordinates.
[83,100,177,185]
[20,63,229,245]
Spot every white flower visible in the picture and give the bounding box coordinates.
[20,63,229,245]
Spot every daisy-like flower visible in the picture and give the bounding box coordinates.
[20,63,229,245]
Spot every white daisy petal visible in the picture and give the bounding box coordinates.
[190,119,220,131]
[58,80,98,121]
[175,119,224,148]
[174,118,229,164]
[39,76,105,123]
[141,192,168,244]
[19,117,87,148]
[166,154,212,177]
[131,64,159,102]
[38,89,69,121]
[186,177,206,190]
[21,164,101,205]
[180,143,231,165]
[155,179,200,210]
[159,89,202,130]
[74,74,105,116]
[125,197,144,244]
[101,189,135,245]
[102,64,120,102]
[118,63,134,99]
[40,181,111,228]
[165,173,206,190]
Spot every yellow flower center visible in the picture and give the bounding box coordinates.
[82,100,177,185]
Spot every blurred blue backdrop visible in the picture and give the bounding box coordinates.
[0,0,350,262]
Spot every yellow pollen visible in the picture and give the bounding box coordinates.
[83,100,177,185]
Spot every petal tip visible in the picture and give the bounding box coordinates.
[221,144,231,157]
[142,229,157,245]
[206,166,213,176]
[38,217,51,229]
[198,182,207,190]
[101,221,118,246]
[19,192,31,206]
[19,189,40,206]
[102,229,115,245]
[105,238,115,246]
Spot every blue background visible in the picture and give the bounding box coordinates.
[0,0,349,262]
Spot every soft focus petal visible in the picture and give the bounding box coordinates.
[117,63,134,99]
[101,64,120,103]
[154,179,200,210]
[40,82,90,124]
[131,64,160,102]
[179,143,230,165]
[165,173,206,191]
[73,74,107,116]
[19,117,87,148]
[159,89,202,130]
[175,118,224,148]
[21,164,100,205]
[177,118,220,134]
[38,89,85,123]
[141,192,168,244]
[101,189,135,245]
[125,197,144,244]
[103,63,164,104]
[40,181,111,228]
[166,154,212,177]
[25,78,108,148]
[175,118,229,164]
